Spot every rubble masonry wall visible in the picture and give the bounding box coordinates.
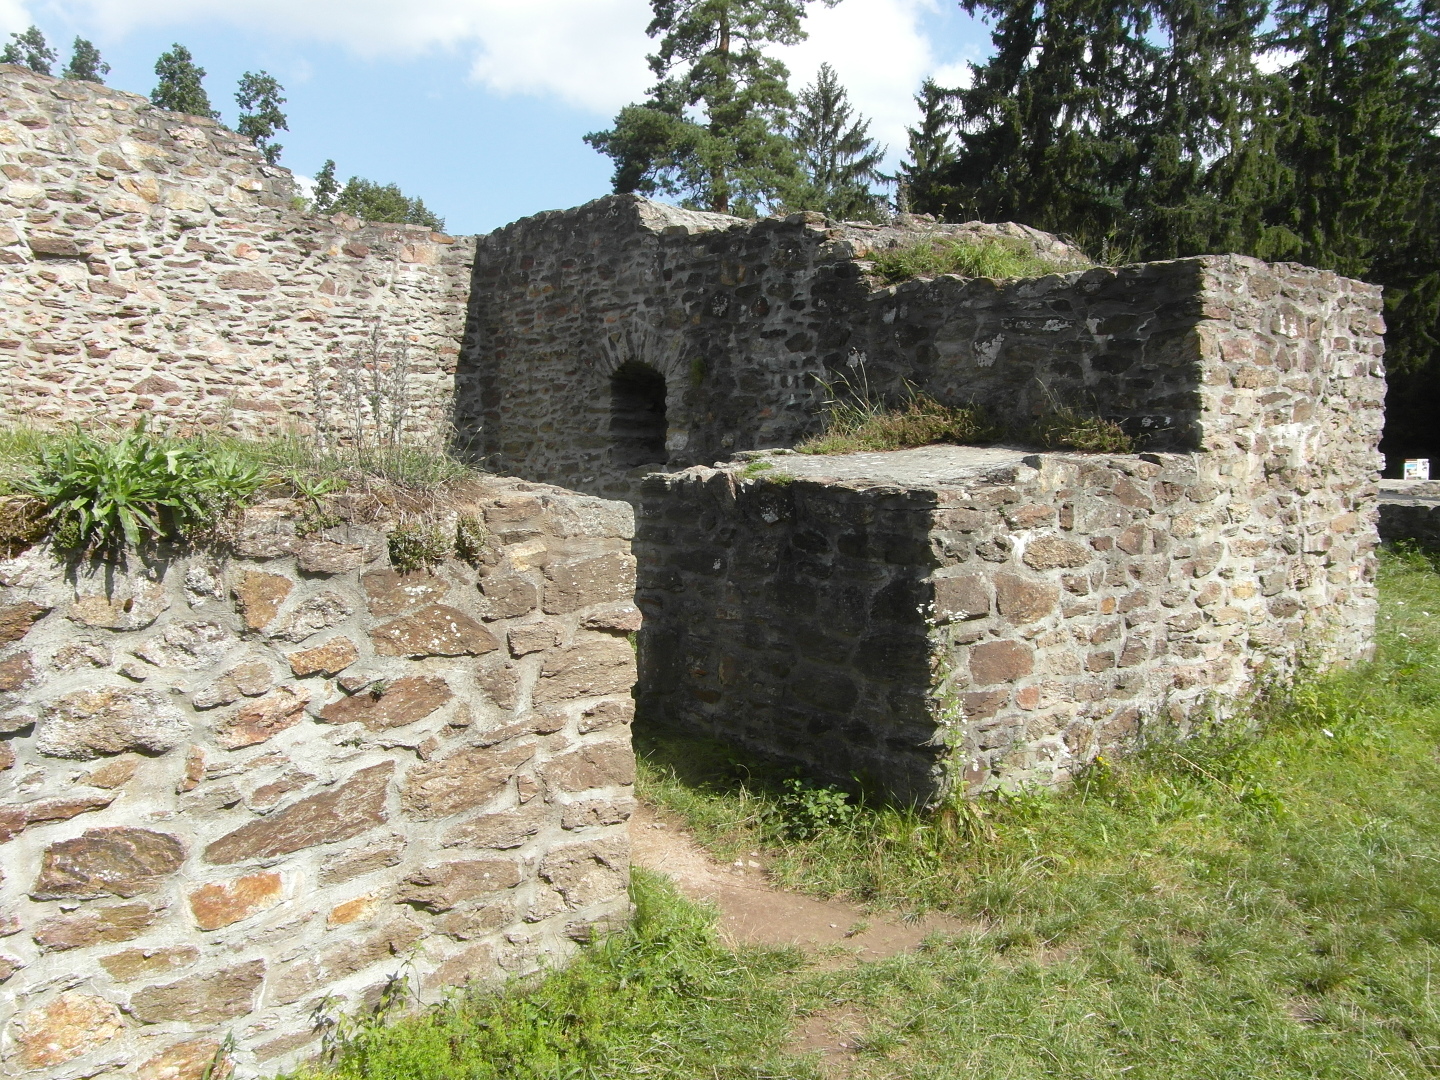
[0,479,638,1078]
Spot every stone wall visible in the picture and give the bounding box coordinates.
[458,197,1383,502]
[0,65,473,443]
[457,196,1090,497]
[1379,480,1440,547]
[639,439,1378,805]
[0,479,638,1078]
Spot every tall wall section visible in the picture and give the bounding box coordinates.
[0,480,638,1078]
[0,65,473,442]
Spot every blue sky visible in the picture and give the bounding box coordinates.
[5,1,991,235]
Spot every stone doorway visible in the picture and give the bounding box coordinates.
[610,361,668,468]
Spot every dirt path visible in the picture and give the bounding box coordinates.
[629,802,970,962]
[631,803,973,1075]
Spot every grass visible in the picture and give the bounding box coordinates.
[795,372,1134,456]
[301,547,1440,1079]
[869,236,1090,286]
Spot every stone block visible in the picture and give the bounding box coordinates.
[542,552,636,614]
[204,762,393,864]
[532,638,636,704]
[135,621,236,669]
[401,745,534,820]
[192,660,274,709]
[539,741,636,792]
[136,1038,229,1080]
[318,676,452,730]
[99,945,199,981]
[35,687,189,759]
[270,591,354,642]
[399,859,523,911]
[995,573,1060,623]
[287,636,359,676]
[362,568,448,615]
[33,902,160,950]
[32,827,185,900]
[933,573,991,622]
[8,991,124,1070]
[232,571,292,631]
[371,605,499,658]
[215,687,309,749]
[188,872,283,930]
[539,837,628,909]
[0,600,48,643]
[128,960,266,1023]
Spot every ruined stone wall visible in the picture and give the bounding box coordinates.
[459,198,1382,504]
[0,65,473,442]
[0,479,638,1078]
[1379,480,1440,546]
[458,196,1091,497]
[639,437,1377,804]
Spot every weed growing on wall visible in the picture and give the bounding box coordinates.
[19,423,263,553]
[869,235,1089,285]
[797,367,1002,455]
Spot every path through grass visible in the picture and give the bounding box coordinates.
[301,548,1440,1079]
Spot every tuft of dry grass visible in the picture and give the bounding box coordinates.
[869,235,1090,286]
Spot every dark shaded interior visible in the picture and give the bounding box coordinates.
[611,361,668,468]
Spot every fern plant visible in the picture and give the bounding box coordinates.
[20,424,263,553]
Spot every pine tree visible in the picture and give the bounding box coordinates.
[899,79,959,216]
[236,71,288,165]
[585,0,837,215]
[1,26,56,75]
[784,64,886,221]
[312,160,339,214]
[151,44,218,119]
[63,38,109,83]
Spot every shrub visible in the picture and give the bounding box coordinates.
[798,369,1002,455]
[870,235,1088,286]
[387,520,451,573]
[20,425,262,553]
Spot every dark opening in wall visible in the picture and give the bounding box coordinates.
[610,361,668,468]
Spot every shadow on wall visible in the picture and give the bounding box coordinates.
[611,362,669,470]
[634,469,946,805]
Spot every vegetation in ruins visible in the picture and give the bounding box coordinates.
[236,70,288,165]
[783,62,888,222]
[797,364,1134,455]
[292,548,1440,1078]
[151,43,219,119]
[0,26,56,75]
[585,0,839,216]
[868,234,1087,285]
[901,0,1439,466]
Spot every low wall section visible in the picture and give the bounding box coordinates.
[0,480,638,1078]
[639,441,1377,804]
[0,66,473,442]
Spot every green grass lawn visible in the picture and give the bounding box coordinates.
[298,547,1440,1079]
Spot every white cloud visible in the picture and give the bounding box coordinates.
[44,0,976,144]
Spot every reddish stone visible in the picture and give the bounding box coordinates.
[318,833,406,886]
[361,568,447,615]
[193,660,274,709]
[539,837,628,908]
[542,552,636,614]
[205,762,393,864]
[215,687,310,750]
[539,742,636,792]
[99,945,199,981]
[287,637,359,677]
[994,573,1059,623]
[582,603,643,633]
[0,600,48,643]
[968,640,1035,685]
[32,827,185,900]
[33,902,159,950]
[85,756,140,789]
[36,686,190,759]
[0,650,35,691]
[371,605,500,658]
[477,573,539,620]
[9,991,124,1069]
[933,573,991,622]
[578,698,635,734]
[1023,535,1093,570]
[188,872,283,930]
[232,571,292,631]
[319,676,452,730]
[402,745,535,820]
[136,1038,230,1080]
[216,269,275,291]
[961,690,1010,720]
[295,539,367,575]
[532,637,636,705]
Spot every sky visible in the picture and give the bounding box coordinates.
[2,1,993,235]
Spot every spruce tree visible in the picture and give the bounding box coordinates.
[236,71,288,165]
[585,0,837,215]
[898,79,959,216]
[328,174,445,231]
[63,38,109,83]
[784,63,886,221]
[151,44,218,119]
[1,26,56,75]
